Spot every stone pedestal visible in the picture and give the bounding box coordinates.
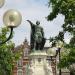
[28,50,53,75]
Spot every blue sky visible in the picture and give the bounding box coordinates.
[0,0,69,46]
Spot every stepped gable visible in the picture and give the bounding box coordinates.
[13,38,30,52]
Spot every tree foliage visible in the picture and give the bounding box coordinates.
[47,0,75,73]
[0,27,20,75]
[48,0,75,34]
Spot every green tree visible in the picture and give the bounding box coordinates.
[0,27,20,75]
[58,44,75,75]
[47,0,75,74]
[47,0,75,35]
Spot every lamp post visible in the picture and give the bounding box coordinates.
[47,47,57,75]
[0,0,22,45]
[57,47,61,75]
[56,41,63,75]
[1,9,22,45]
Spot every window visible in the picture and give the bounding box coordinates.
[17,59,22,67]
[24,64,29,75]
[23,48,29,57]
[17,69,23,75]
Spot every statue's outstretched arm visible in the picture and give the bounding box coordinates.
[27,20,34,26]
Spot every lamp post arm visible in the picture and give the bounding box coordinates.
[0,27,13,45]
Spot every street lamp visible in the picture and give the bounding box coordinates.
[3,9,22,28]
[0,0,22,45]
[0,0,5,8]
[0,9,22,45]
[47,47,57,75]
[56,41,63,75]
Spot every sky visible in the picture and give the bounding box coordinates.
[0,0,69,47]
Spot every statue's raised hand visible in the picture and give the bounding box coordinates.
[26,20,30,22]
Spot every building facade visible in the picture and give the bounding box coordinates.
[13,39,30,75]
[12,39,70,75]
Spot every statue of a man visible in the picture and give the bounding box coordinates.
[27,20,46,51]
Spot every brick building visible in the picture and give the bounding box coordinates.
[12,39,70,75]
[13,39,30,75]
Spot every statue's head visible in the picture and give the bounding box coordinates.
[36,21,40,25]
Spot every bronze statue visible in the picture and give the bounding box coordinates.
[27,20,46,51]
